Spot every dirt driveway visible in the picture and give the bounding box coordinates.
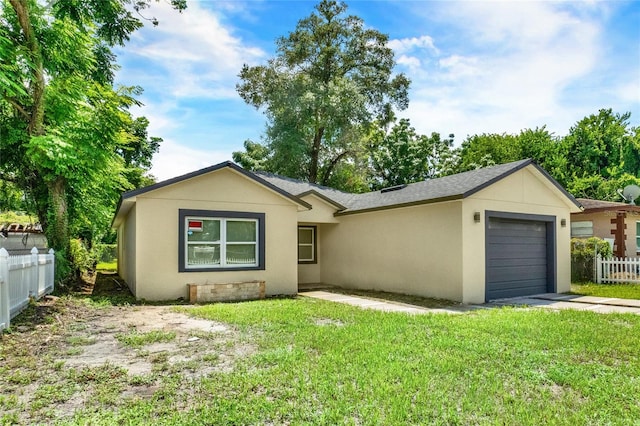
[0,275,255,424]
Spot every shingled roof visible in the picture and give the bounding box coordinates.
[114,159,580,227]
[575,198,640,213]
[257,159,581,215]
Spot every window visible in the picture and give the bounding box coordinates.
[179,210,265,272]
[571,221,593,238]
[636,222,640,253]
[298,226,317,264]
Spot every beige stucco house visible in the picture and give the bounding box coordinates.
[571,198,640,257]
[112,159,581,304]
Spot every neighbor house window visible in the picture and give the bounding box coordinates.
[571,221,593,238]
[179,210,265,272]
[636,222,640,253]
[298,226,316,264]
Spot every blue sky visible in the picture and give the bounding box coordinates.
[114,0,640,182]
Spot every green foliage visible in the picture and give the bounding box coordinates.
[367,118,455,189]
[235,0,410,188]
[69,238,96,274]
[53,248,71,286]
[94,243,117,263]
[0,0,176,281]
[570,237,612,283]
[455,126,562,174]
[452,110,639,203]
[0,181,27,212]
[560,110,640,199]
[0,210,36,225]
[232,139,271,172]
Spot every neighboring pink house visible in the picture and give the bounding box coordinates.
[572,198,640,257]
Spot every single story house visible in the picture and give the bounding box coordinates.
[112,159,581,304]
[571,198,640,257]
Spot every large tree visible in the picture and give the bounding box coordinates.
[0,0,182,278]
[560,109,640,199]
[235,0,410,189]
[367,118,455,189]
[454,126,563,178]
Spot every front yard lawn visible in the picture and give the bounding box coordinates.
[2,296,639,425]
[571,282,640,300]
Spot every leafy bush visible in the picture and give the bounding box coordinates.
[93,244,116,263]
[69,238,96,273]
[571,237,612,283]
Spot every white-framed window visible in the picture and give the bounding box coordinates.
[298,226,316,264]
[636,222,640,253]
[179,210,264,272]
[571,221,593,238]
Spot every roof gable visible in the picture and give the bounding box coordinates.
[112,162,310,227]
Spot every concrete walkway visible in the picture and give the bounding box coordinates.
[299,290,640,315]
[298,291,477,314]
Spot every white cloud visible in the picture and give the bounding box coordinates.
[396,55,421,69]
[150,139,233,182]
[397,2,604,141]
[119,1,266,100]
[388,35,439,55]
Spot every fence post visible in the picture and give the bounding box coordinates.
[595,255,602,284]
[0,248,10,330]
[48,249,55,293]
[30,247,39,298]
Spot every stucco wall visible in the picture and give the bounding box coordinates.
[297,223,325,283]
[571,211,638,256]
[462,167,575,303]
[118,204,137,295]
[129,168,299,301]
[320,201,464,301]
[298,194,339,223]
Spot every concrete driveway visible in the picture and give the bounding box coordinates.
[300,290,640,315]
[487,293,640,314]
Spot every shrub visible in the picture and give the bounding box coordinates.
[93,244,117,263]
[69,238,96,273]
[571,237,612,282]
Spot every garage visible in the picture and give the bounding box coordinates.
[485,212,556,301]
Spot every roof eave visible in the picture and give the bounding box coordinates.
[334,195,464,216]
[297,190,347,211]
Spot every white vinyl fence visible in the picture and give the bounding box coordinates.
[0,247,55,331]
[595,256,640,284]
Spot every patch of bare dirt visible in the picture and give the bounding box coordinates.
[0,272,256,424]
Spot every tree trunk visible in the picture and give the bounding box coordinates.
[47,176,69,255]
[309,127,324,184]
[9,0,45,137]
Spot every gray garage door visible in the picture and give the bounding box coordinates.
[486,217,551,300]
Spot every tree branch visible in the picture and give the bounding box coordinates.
[321,150,351,185]
[6,98,30,120]
[9,0,45,136]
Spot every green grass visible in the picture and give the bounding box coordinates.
[3,296,640,425]
[115,330,177,348]
[96,261,117,271]
[0,211,36,225]
[571,282,640,299]
[165,299,639,425]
